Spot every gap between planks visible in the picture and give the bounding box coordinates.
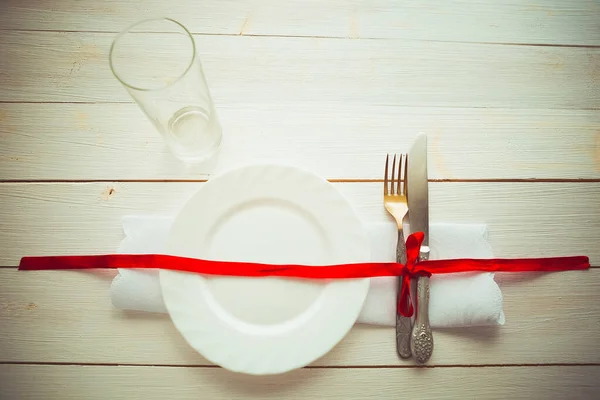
[1,28,600,49]
[1,179,600,184]
[1,101,599,111]
[1,361,599,369]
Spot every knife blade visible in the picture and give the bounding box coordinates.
[407,133,429,248]
[407,133,434,364]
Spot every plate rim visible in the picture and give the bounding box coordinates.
[160,163,370,374]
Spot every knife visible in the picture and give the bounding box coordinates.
[407,133,433,364]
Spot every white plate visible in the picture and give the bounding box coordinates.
[160,164,370,375]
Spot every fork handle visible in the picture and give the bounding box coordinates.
[395,228,412,359]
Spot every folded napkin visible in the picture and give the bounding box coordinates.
[111,217,505,327]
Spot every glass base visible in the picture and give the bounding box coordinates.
[166,106,222,163]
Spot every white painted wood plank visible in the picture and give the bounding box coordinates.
[1,366,599,400]
[0,0,598,45]
[0,182,597,266]
[1,32,598,108]
[1,103,599,180]
[1,269,598,366]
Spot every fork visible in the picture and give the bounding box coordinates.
[383,154,412,359]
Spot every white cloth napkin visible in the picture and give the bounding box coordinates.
[111,217,505,327]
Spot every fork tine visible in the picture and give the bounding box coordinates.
[384,154,389,195]
[397,154,403,195]
[403,154,408,196]
[391,154,397,195]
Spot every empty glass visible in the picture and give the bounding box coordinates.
[110,18,222,163]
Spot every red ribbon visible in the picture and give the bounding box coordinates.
[18,232,590,317]
[397,232,430,317]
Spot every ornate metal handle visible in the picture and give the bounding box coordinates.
[395,228,412,359]
[411,248,433,363]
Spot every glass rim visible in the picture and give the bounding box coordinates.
[109,17,196,92]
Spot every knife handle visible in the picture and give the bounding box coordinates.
[395,228,412,359]
[411,249,433,364]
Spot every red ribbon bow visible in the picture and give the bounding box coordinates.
[397,231,430,318]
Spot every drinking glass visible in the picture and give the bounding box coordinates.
[110,18,222,163]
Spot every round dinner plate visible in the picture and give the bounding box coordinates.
[160,164,370,375]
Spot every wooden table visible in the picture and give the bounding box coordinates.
[1,1,599,398]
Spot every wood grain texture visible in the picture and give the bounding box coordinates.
[1,0,599,395]
[1,32,598,108]
[1,269,598,366]
[0,182,598,266]
[1,0,599,45]
[1,365,599,400]
[2,365,599,400]
[2,103,600,180]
